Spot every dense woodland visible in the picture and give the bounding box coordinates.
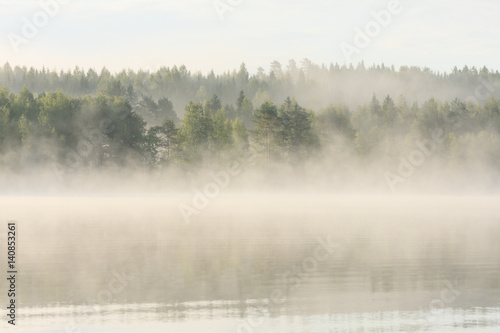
[1,61,500,188]
[2,61,500,113]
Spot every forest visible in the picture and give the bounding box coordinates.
[1,61,500,191]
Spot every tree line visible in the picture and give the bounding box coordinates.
[1,84,500,181]
[1,61,500,116]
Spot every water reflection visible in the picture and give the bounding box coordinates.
[1,195,499,332]
[12,304,500,332]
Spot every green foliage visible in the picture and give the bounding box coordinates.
[99,78,126,98]
[37,92,77,144]
[232,117,249,151]
[195,86,209,102]
[0,105,9,146]
[144,118,179,166]
[211,109,234,156]
[1,82,500,175]
[178,102,212,162]
[158,97,179,126]
[18,114,29,143]
[317,104,355,140]
[276,97,318,161]
[381,95,397,129]
[252,89,272,108]
[204,94,222,116]
[4,62,500,124]
[253,101,279,165]
[236,92,254,128]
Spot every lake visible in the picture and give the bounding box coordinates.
[1,194,499,332]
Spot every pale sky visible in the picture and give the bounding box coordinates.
[1,0,499,74]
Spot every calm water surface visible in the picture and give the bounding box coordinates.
[1,194,499,332]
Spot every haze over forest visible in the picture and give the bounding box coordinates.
[3,1,500,332]
[1,61,500,193]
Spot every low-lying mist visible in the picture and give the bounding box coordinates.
[1,149,499,196]
[1,62,500,196]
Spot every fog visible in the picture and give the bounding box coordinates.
[2,195,500,332]
[1,62,500,196]
[1,63,500,333]
[2,62,500,117]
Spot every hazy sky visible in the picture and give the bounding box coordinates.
[1,0,499,74]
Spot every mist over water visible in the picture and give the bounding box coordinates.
[1,62,500,333]
[1,64,500,333]
[2,0,500,331]
[1,195,500,332]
